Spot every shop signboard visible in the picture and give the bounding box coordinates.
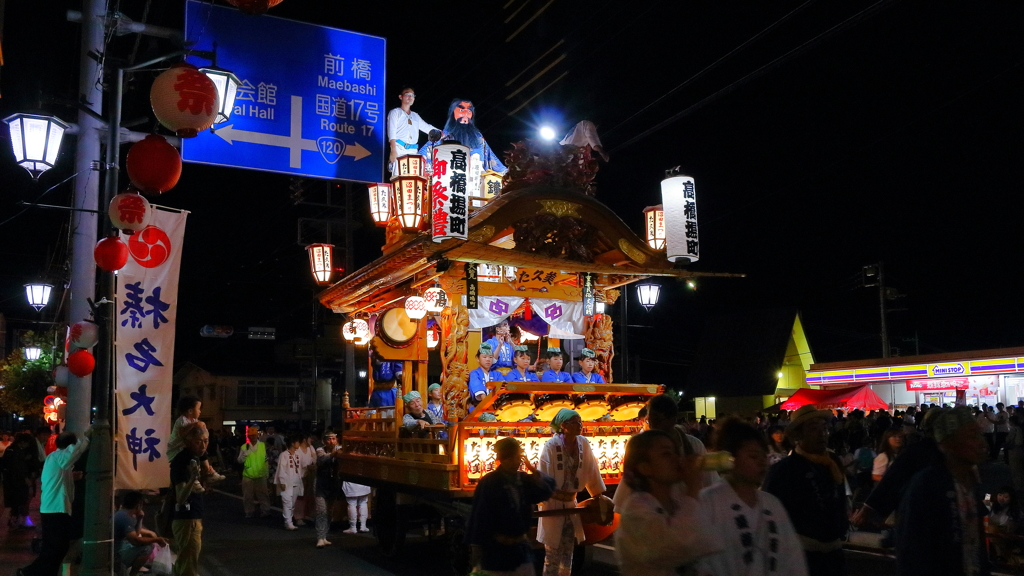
[928,362,970,377]
[906,378,970,391]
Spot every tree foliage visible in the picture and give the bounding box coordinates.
[0,338,56,417]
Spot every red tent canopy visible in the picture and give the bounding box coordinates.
[780,385,889,411]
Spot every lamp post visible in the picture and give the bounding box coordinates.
[636,283,661,311]
[24,283,53,311]
[24,347,42,361]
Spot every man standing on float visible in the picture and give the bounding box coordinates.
[387,86,438,174]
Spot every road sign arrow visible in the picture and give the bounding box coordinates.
[343,141,371,161]
[210,96,318,168]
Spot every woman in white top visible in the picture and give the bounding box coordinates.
[274,434,305,530]
[537,409,605,576]
[616,430,721,576]
[698,417,807,576]
[871,428,903,482]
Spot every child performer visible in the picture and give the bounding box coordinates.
[541,347,572,383]
[274,434,305,530]
[572,348,605,384]
[698,417,807,576]
[507,346,539,383]
[468,343,505,403]
[615,430,722,576]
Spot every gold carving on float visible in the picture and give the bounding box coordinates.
[618,239,647,264]
[537,200,581,218]
[440,304,470,420]
[585,314,615,383]
[468,225,495,243]
[573,384,597,393]
[647,386,659,394]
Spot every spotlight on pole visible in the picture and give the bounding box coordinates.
[539,126,557,141]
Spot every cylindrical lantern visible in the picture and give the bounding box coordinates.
[661,175,699,263]
[392,155,426,180]
[368,183,393,226]
[69,321,99,349]
[471,170,503,209]
[404,296,427,320]
[352,319,370,346]
[94,236,129,272]
[150,63,220,138]
[643,204,666,250]
[126,134,182,194]
[636,283,661,311]
[108,191,152,234]
[430,142,471,242]
[423,286,448,313]
[226,0,285,14]
[306,243,333,284]
[67,349,96,377]
[395,176,425,230]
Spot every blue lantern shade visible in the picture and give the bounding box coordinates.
[4,113,69,178]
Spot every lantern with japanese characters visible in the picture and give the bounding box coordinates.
[430,143,470,242]
[661,175,699,263]
[67,349,95,377]
[423,286,448,313]
[352,319,370,346]
[94,235,129,272]
[471,170,503,209]
[643,204,666,250]
[368,183,393,226]
[404,296,427,320]
[306,243,333,285]
[69,320,99,349]
[342,320,357,341]
[394,175,425,231]
[126,134,181,194]
[393,155,426,180]
[426,324,440,349]
[108,192,152,234]
[150,63,220,138]
[226,0,284,14]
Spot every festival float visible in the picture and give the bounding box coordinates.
[316,108,739,564]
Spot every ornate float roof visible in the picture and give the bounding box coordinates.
[318,185,741,313]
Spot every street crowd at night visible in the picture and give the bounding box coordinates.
[2,1,1023,576]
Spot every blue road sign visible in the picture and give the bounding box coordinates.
[182,1,385,182]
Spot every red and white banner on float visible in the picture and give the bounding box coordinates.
[431,143,470,243]
[114,207,188,490]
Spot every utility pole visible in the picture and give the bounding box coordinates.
[862,262,890,358]
[343,183,356,409]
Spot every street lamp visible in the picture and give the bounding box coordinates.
[24,347,42,361]
[199,66,241,124]
[636,283,660,311]
[4,113,70,179]
[24,283,53,311]
[306,243,333,285]
[539,126,557,141]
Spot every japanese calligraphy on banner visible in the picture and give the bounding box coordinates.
[581,273,596,316]
[662,175,699,263]
[114,207,188,490]
[465,263,479,309]
[431,143,470,243]
[512,269,577,290]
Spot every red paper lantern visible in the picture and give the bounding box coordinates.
[150,63,220,138]
[226,0,285,14]
[67,350,96,377]
[69,321,99,349]
[108,192,152,234]
[94,236,129,271]
[126,134,181,194]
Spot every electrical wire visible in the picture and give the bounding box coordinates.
[610,0,899,153]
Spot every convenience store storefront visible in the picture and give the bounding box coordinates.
[806,347,1024,409]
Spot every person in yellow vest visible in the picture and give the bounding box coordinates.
[236,425,271,518]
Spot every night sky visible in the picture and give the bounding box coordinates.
[1,1,1022,387]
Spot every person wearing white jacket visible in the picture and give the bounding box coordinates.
[537,409,606,576]
[274,434,305,530]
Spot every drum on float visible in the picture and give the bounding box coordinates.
[575,393,610,420]
[608,395,649,421]
[493,393,535,422]
[534,394,575,421]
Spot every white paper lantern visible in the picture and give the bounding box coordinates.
[108,192,152,234]
[661,175,699,263]
[404,296,427,320]
[423,286,448,313]
[69,321,99,349]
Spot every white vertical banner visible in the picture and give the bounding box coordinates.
[662,175,699,263]
[430,143,470,243]
[114,207,188,490]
